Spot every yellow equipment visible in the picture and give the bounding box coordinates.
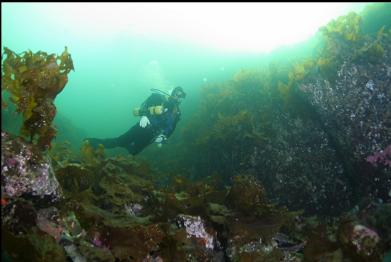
[133,105,164,116]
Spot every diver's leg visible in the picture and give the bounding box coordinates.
[84,137,119,149]
[115,124,155,155]
[128,126,155,155]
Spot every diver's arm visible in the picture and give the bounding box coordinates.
[139,95,154,116]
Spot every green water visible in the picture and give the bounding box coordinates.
[0,2,376,153]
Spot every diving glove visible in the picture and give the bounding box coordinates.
[139,116,150,128]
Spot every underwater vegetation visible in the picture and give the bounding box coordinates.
[156,4,391,215]
[1,3,391,262]
[1,137,305,261]
[2,132,389,261]
[1,47,74,150]
[143,4,391,260]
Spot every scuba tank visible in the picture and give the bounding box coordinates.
[150,88,171,97]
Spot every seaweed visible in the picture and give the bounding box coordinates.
[1,47,74,150]
[80,140,105,166]
[320,12,362,43]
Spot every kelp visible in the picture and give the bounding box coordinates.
[1,47,74,150]
[351,26,389,64]
[144,4,391,221]
[80,140,105,166]
[320,12,362,42]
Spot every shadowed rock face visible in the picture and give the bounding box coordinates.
[298,35,391,162]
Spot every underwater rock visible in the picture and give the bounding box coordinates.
[1,226,67,261]
[359,202,391,252]
[63,244,86,262]
[78,240,115,262]
[303,224,339,261]
[338,221,381,261]
[36,207,97,262]
[299,32,391,161]
[226,237,285,261]
[176,214,215,250]
[351,225,380,255]
[366,144,391,168]
[56,163,94,194]
[224,217,290,261]
[96,172,146,214]
[124,202,143,217]
[207,202,234,225]
[36,207,64,242]
[272,232,306,254]
[105,224,165,260]
[163,9,391,218]
[171,214,221,261]
[2,198,38,235]
[226,175,268,216]
[1,131,62,200]
[142,254,164,262]
[2,199,83,260]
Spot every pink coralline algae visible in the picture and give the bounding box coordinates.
[366,144,391,168]
[92,232,104,248]
[90,230,110,250]
[351,224,380,256]
[177,214,215,249]
[36,207,64,242]
[1,132,62,200]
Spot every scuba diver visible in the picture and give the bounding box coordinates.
[85,86,186,155]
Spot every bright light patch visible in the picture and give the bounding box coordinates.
[5,2,367,53]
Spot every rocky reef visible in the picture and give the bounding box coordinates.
[2,3,391,262]
[2,136,389,261]
[2,138,305,261]
[146,5,391,217]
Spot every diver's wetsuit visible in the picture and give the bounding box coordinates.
[87,93,181,155]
